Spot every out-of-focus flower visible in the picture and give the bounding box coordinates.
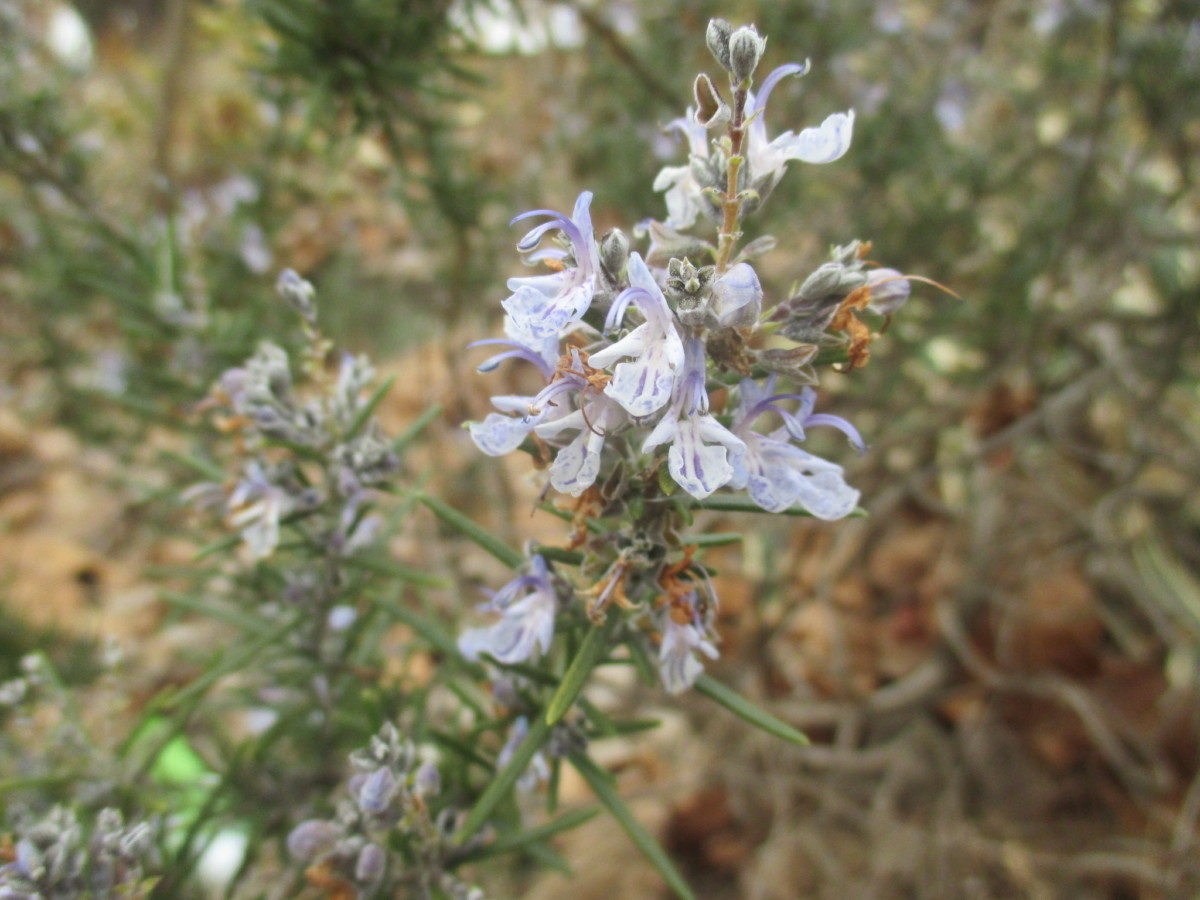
[658,593,719,694]
[227,462,294,558]
[497,716,550,792]
[458,555,559,664]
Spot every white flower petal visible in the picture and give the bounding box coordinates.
[469,412,538,456]
[710,262,763,326]
[777,110,855,164]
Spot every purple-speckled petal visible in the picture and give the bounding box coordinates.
[746,439,860,518]
[469,412,539,457]
[667,415,742,499]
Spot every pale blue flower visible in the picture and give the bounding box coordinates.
[469,397,552,457]
[589,252,685,418]
[467,315,566,458]
[746,63,856,189]
[642,337,746,499]
[502,191,600,339]
[652,62,854,229]
[652,111,711,229]
[469,311,559,380]
[458,555,558,664]
[533,389,627,496]
[729,376,862,518]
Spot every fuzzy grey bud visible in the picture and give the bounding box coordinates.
[355,843,386,883]
[729,25,766,84]
[414,761,441,798]
[0,677,27,705]
[357,766,398,815]
[692,73,729,129]
[286,820,341,862]
[599,228,630,282]
[706,19,732,70]
[15,838,43,878]
[756,345,819,381]
[276,269,317,323]
[799,262,867,302]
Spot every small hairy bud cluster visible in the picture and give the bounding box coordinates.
[287,723,482,899]
[0,806,159,897]
[705,18,767,84]
[192,271,398,563]
[276,268,317,323]
[665,257,717,327]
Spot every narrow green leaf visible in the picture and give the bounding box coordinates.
[454,715,552,844]
[691,494,867,517]
[418,493,523,568]
[345,554,449,588]
[624,637,658,686]
[524,841,573,876]
[430,729,494,771]
[568,752,695,900]
[158,449,226,482]
[161,592,275,636]
[532,544,584,566]
[547,755,562,814]
[193,531,241,561]
[486,660,560,687]
[374,596,463,662]
[345,374,397,440]
[460,805,599,862]
[694,674,809,745]
[163,615,303,714]
[393,403,443,454]
[687,532,743,548]
[536,502,603,535]
[545,618,613,725]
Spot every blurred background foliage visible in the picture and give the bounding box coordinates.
[1,0,1198,895]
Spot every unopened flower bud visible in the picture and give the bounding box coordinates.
[706,18,732,70]
[599,228,630,282]
[276,269,317,323]
[286,820,340,862]
[865,268,912,315]
[15,838,43,878]
[756,345,819,380]
[728,25,766,84]
[355,843,386,882]
[357,766,398,815]
[414,761,441,798]
[799,262,866,302]
[692,73,729,129]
